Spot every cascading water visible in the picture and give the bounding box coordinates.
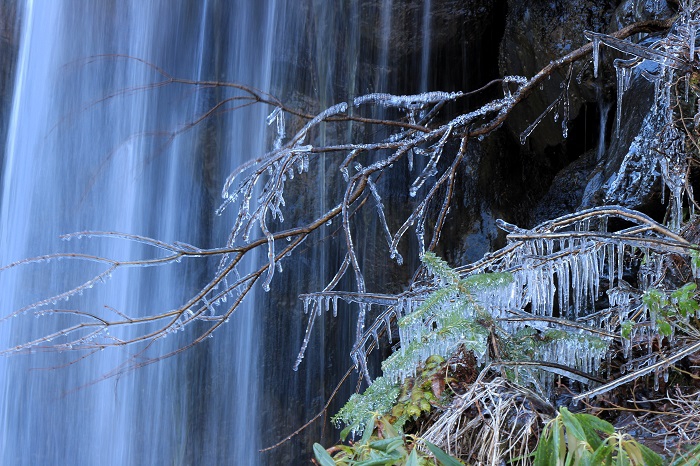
[0,1,276,464]
[0,1,443,464]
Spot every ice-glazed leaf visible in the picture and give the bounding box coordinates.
[422,251,459,284]
[658,320,672,337]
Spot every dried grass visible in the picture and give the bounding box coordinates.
[420,376,555,465]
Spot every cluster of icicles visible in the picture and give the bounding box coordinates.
[303,205,698,399]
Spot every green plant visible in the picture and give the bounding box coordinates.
[531,407,663,466]
[333,354,455,437]
[629,283,700,339]
[381,252,507,384]
[390,355,453,428]
[332,376,401,438]
[314,414,464,466]
[668,442,700,466]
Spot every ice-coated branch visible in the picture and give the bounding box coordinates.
[0,16,682,386]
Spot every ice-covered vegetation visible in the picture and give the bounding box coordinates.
[4,1,700,464]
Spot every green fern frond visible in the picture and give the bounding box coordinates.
[422,251,459,284]
[459,271,514,293]
[332,376,400,436]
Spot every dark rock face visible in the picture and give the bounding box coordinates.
[496,0,679,229]
[499,0,618,155]
[611,0,673,30]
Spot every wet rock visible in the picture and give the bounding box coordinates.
[610,0,674,31]
[578,35,667,212]
[499,0,618,154]
[532,148,598,225]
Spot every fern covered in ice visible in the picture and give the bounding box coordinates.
[331,375,400,438]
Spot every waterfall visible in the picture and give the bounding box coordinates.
[0,1,276,464]
[0,1,440,464]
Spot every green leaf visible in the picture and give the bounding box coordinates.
[313,443,337,466]
[643,289,666,311]
[670,443,700,466]
[533,431,556,466]
[560,408,586,442]
[369,437,403,453]
[552,418,566,463]
[621,321,633,339]
[406,449,419,466]
[424,440,463,466]
[574,448,594,466]
[616,453,630,466]
[377,415,400,439]
[576,413,614,435]
[339,425,353,442]
[691,249,700,270]
[360,415,376,444]
[679,299,699,317]
[672,282,697,298]
[658,320,672,336]
[636,443,663,466]
[669,442,700,466]
[355,454,403,466]
[685,282,698,292]
[623,442,644,465]
[590,442,613,465]
[578,421,603,450]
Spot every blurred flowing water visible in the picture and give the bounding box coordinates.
[0,1,435,464]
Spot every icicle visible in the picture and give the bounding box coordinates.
[690,22,697,66]
[266,106,282,126]
[385,313,393,342]
[520,94,562,144]
[561,97,569,139]
[607,243,615,287]
[593,36,601,78]
[653,368,660,391]
[261,234,276,292]
[617,243,624,284]
[615,63,626,135]
[293,306,318,371]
